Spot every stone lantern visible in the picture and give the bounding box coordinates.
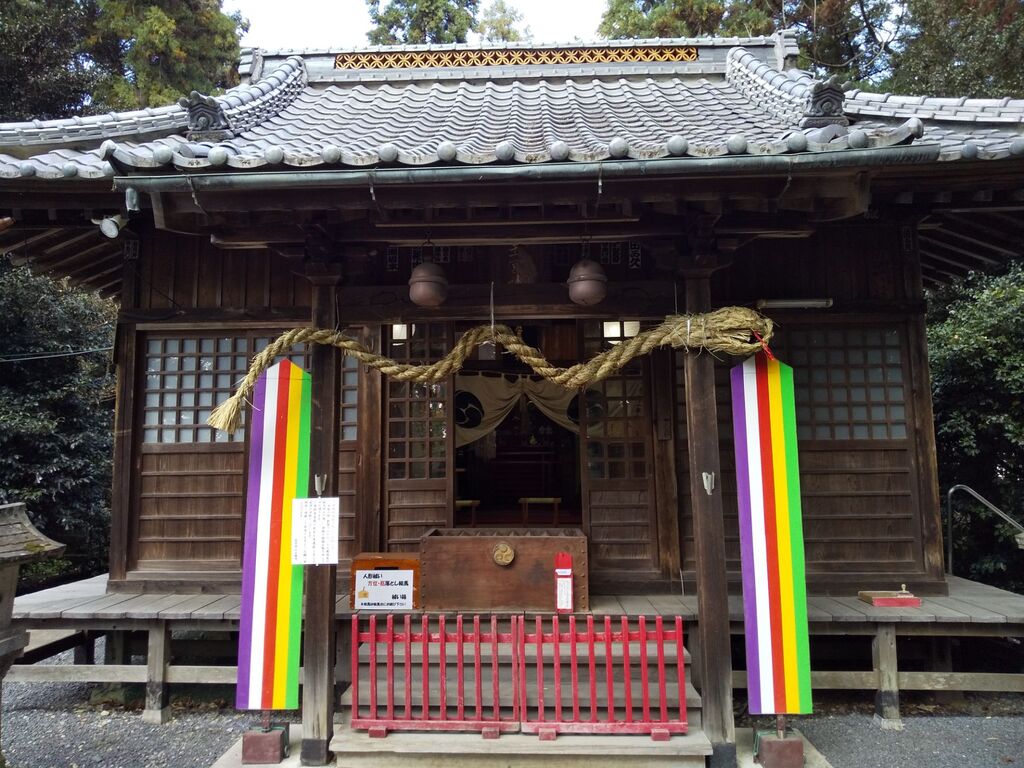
[0,503,64,765]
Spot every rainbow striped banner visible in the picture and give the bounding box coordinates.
[236,359,310,710]
[730,353,812,715]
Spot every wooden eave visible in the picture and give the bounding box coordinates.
[0,180,129,297]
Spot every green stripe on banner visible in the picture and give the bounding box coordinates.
[781,363,812,711]
[286,371,311,709]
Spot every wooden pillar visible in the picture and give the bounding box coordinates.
[143,622,170,724]
[301,267,342,765]
[73,631,97,665]
[651,350,683,583]
[872,623,902,729]
[683,274,736,767]
[900,224,945,585]
[104,630,129,665]
[109,256,140,583]
[356,326,383,554]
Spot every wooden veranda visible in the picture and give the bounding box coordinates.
[12,574,1024,727]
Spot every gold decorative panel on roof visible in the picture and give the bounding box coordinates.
[333,45,699,70]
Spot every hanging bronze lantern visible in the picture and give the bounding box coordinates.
[567,258,607,306]
[408,262,449,307]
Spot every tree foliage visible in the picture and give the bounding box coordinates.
[0,262,117,573]
[0,0,246,119]
[89,0,247,110]
[887,0,1024,98]
[598,1,898,84]
[0,0,97,120]
[927,266,1024,592]
[366,0,480,44]
[478,0,530,42]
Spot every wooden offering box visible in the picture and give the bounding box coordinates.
[350,552,421,611]
[420,528,588,612]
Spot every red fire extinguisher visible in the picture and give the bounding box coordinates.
[555,552,573,614]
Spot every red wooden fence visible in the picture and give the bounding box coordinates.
[350,614,688,740]
[519,614,688,740]
[350,613,520,738]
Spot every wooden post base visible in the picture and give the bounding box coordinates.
[142,703,170,724]
[242,726,289,764]
[872,623,902,730]
[300,738,332,765]
[144,623,170,725]
[709,741,738,768]
[754,732,803,768]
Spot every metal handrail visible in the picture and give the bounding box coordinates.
[946,484,1024,574]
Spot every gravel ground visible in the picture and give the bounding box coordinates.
[798,713,1024,768]
[1,639,260,768]
[4,650,1023,768]
[745,692,1024,768]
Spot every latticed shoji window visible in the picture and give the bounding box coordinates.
[779,327,908,440]
[673,325,909,442]
[141,333,306,444]
[386,323,449,480]
[581,320,648,480]
[340,353,358,442]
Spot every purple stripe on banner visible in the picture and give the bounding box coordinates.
[731,362,761,714]
[236,375,267,708]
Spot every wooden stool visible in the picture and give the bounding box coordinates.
[518,496,561,526]
[455,499,481,527]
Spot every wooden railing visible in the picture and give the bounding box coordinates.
[349,613,688,740]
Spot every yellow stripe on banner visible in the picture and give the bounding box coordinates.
[273,364,303,707]
[767,359,798,711]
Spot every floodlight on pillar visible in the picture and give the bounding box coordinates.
[92,214,128,239]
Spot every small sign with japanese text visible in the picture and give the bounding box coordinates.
[291,497,339,565]
[354,569,415,610]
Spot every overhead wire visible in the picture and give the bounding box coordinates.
[0,346,113,363]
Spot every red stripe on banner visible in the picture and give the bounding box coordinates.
[755,354,786,711]
[262,362,292,707]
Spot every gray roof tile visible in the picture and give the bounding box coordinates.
[2,32,1021,181]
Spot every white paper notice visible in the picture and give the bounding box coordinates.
[556,575,573,612]
[354,569,415,611]
[291,497,339,565]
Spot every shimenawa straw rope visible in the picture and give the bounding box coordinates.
[208,306,773,433]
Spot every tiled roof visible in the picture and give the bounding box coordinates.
[1,33,1022,182]
[843,90,1024,161]
[724,49,1024,161]
[97,76,921,172]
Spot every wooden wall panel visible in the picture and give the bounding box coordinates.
[385,487,447,552]
[134,447,244,568]
[674,335,926,590]
[139,233,311,311]
[337,447,358,571]
[589,488,655,566]
[713,222,911,305]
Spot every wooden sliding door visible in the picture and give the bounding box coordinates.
[580,320,660,583]
[382,322,453,552]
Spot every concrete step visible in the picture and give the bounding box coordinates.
[330,710,712,768]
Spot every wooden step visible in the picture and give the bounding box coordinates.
[330,710,713,768]
[343,679,702,714]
